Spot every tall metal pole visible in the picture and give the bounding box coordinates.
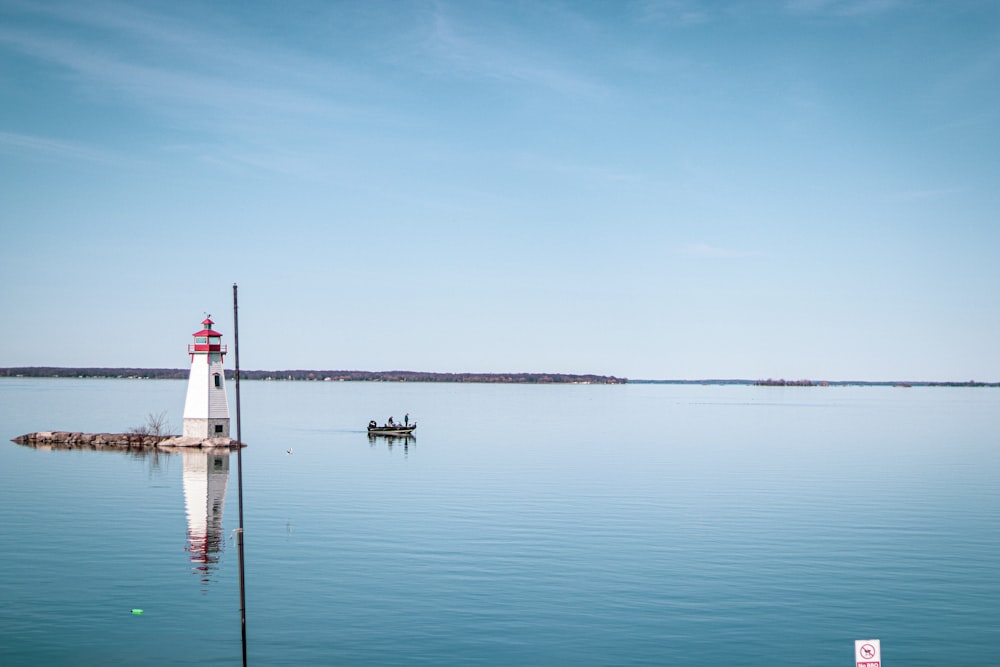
[233,283,247,666]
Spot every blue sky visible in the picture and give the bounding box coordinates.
[1,0,998,381]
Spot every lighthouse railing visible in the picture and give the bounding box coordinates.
[188,344,228,354]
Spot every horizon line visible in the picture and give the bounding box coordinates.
[1,366,997,386]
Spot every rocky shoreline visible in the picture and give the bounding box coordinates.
[11,431,244,450]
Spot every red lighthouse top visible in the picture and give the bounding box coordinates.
[189,317,227,355]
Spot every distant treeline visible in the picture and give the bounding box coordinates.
[631,378,1000,387]
[1,367,191,379]
[3,368,995,386]
[0,367,627,384]
[755,378,817,386]
[752,378,999,387]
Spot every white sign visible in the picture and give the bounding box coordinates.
[855,639,881,667]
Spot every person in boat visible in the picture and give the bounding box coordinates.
[404,413,409,426]
[387,416,394,426]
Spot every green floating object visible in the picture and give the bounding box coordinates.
[130,609,144,615]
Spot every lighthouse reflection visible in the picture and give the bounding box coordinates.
[181,450,230,586]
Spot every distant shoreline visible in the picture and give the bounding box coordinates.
[1,367,997,387]
[0,367,626,385]
[631,379,1000,387]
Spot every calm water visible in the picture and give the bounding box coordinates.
[1,378,998,666]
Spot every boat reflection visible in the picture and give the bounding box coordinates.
[180,450,230,586]
[368,433,415,455]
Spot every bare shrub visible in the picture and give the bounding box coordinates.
[127,411,172,441]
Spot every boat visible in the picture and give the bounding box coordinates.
[367,420,416,436]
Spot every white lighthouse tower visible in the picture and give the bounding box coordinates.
[183,317,231,439]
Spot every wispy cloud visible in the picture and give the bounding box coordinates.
[0,26,331,123]
[882,186,965,202]
[681,243,760,258]
[0,1,378,136]
[419,5,605,97]
[0,130,129,165]
[0,1,389,176]
[785,0,905,17]
[514,152,643,184]
[633,0,712,26]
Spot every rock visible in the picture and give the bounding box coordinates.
[11,432,245,450]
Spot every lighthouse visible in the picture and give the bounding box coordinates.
[182,317,231,439]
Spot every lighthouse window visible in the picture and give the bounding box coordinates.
[214,424,224,433]
[214,374,221,388]
[195,336,208,344]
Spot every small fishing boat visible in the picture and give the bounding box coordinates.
[367,420,416,436]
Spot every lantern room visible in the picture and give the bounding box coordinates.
[189,318,227,358]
